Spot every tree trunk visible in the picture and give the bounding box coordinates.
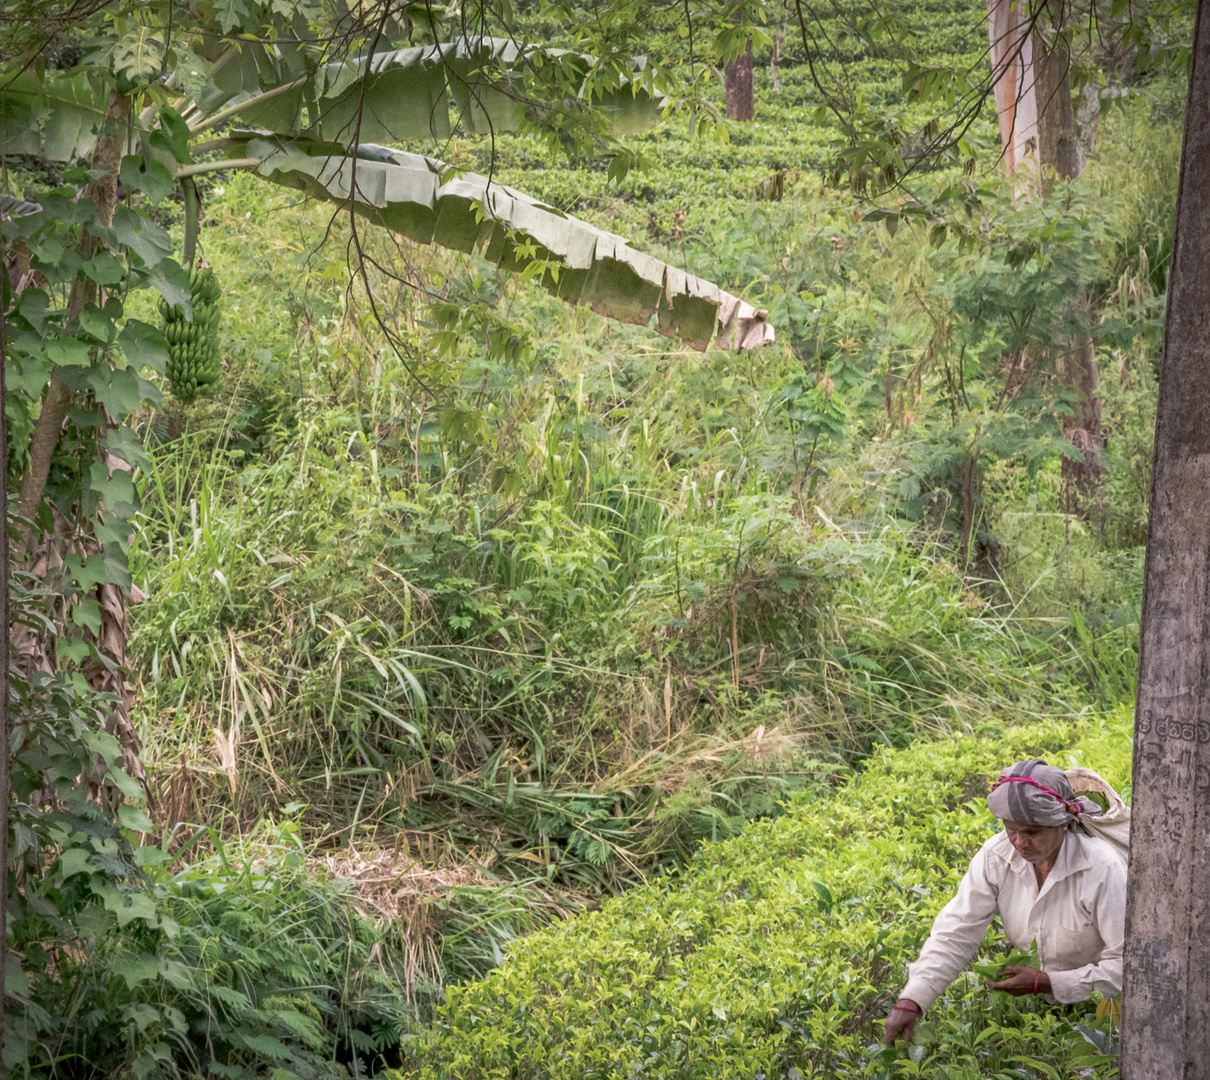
[986,0,1038,174]
[985,0,1081,188]
[1122,1,1210,1074]
[1059,305,1104,518]
[14,91,130,559]
[987,1,1102,512]
[725,6,754,121]
[1033,14,1080,196]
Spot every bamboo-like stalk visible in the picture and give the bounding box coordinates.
[187,76,308,136]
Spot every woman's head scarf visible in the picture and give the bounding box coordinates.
[986,758,1104,832]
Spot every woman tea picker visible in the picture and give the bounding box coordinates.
[883,759,1127,1044]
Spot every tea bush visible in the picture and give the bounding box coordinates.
[400,707,1131,1078]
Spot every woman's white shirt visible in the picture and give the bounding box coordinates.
[899,829,1126,1010]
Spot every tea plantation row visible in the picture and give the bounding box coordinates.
[398,708,1132,1079]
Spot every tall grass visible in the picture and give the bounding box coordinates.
[117,59,1171,1049]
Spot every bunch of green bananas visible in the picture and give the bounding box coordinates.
[159,265,222,403]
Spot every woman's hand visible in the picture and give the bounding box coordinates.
[987,965,1052,997]
[882,999,923,1044]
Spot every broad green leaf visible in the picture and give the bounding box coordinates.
[4,956,29,997]
[213,0,254,33]
[87,366,144,421]
[147,260,193,316]
[57,845,95,880]
[45,337,92,367]
[111,27,167,89]
[120,152,176,203]
[112,207,173,267]
[134,845,172,868]
[78,304,117,345]
[7,356,51,400]
[233,136,773,351]
[64,553,109,591]
[56,636,92,664]
[118,804,156,832]
[192,37,661,144]
[88,460,139,517]
[119,319,171,375]
[82,251,125,286]
[0,70,107,162]
[71,598,103,635]
[17,289,50,334]
[107,423,154,473]
[93,881,159,928]
[156,106,192,163]
[122,1003,161,1033]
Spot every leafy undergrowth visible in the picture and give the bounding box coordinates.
[397,706,1131,1079]
[9,819,414,1078]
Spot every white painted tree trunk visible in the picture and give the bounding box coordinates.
[986,0,1039,174]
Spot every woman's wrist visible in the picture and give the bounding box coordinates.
[892,998,923,1015]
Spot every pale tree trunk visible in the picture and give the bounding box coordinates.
[986,0,1039,173]
[725,5,754,121]
[1122,1,1210,1073]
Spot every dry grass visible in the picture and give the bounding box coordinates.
[309,847,583,1002]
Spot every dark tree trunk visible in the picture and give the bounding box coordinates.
[1122,1,1210,1074]
[1059,308,1104,518]
[14,91,130,559]
[1030,11,1103,513]
[725,6,754,121]
[1033,24,1080,195]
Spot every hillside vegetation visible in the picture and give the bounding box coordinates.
[2,0,1183,1074]
[402,707,1133,1078]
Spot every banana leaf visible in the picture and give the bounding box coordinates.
[0,69,109,162]
[229,134,773,351]
[0,37,662,164]
[201,36,663,143]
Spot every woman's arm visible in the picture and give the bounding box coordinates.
[898,842,1003,1012]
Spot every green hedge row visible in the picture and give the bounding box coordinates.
[398,708,1132,1079]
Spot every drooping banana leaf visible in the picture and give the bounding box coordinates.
[1,36,662,163]
[227,133,773,351]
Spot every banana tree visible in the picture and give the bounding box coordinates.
[0,5,773,814]
[2,32,772,355]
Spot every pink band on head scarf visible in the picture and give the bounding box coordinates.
[989,775,1086,818]
[986,758,1103,830]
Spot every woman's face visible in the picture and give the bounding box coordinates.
[1002,820,1067,865]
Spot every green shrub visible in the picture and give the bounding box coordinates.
[12,822,409,1079]
[399,707,1131,1078]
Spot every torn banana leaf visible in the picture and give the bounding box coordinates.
[228,134,774,352]
[0,69,109,162]
[1,36,661,165]
[192,36,664,143]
